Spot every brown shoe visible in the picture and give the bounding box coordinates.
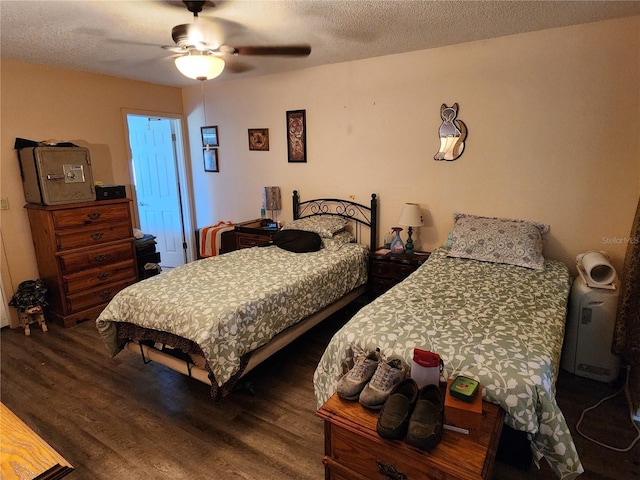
[376,378,419,440]
[406,384,444,450]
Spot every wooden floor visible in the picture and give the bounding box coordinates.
[1,305,639,480]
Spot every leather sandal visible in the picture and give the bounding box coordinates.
[376,378,419,440]
[406,384,444,450]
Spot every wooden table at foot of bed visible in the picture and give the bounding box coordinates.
[317,393,504,480]
[1,403,73,480]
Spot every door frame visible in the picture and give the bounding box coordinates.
[121,108,197,263]
[1,229,16,328]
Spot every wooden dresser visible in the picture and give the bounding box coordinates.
[317,393,504,480]
[25,198,138,328]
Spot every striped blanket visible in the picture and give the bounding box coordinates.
[199,221,234,258]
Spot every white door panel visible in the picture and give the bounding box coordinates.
[128,116,185,268]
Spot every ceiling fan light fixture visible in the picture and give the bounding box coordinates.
[175,54,225,81]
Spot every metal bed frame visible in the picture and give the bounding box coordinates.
[123,190,378,399]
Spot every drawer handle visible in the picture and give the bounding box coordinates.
[91,232,104,240]
[88,212,101,220]
[97,273,110,281]
[376,461,407,480]
[98,290,112,299]
[94,254,108,262]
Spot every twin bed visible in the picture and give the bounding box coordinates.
[314,213,583,479]
[96,191,377,399]
[96,197,582,479]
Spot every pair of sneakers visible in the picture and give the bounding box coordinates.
[336,348,408,410]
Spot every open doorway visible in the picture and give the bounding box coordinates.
[124,111,195,268]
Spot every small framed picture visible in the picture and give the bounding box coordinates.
[204,148,219,172]
[201,126,219,147]
[248,128,269,151]
[286,110,306,163]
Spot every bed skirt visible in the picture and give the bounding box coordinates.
[120,285,366,400]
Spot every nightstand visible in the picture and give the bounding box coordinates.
[369,248,430,297]
[220,218,279,253]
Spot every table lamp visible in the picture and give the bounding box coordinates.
[398,203,423,254]
[263,186,281,221]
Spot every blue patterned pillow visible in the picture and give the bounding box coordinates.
[447,213,549,270]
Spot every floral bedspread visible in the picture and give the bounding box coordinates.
[313,247,584,479]
[97,243,368,387]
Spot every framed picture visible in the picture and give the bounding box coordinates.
[286,110,306,163]
[248,128,269,151]
[201,126,219,147]
[204,148,219,172]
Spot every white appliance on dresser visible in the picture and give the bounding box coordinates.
[561,251,621,383]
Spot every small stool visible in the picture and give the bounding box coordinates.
[17,305,48,336]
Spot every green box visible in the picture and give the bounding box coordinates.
[449,375,480,403]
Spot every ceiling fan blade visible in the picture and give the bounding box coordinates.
[225,45,311,57]
[223,60,255,74]
[162,45,190,53]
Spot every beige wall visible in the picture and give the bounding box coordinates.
[184,16,639,276]
[1,17,638,321]
[0,59,183,324]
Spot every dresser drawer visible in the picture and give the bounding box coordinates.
[59,242,136,275]
[65,278,134,313]
[370,259,393,277]
[51,203,131,229]
[396,263,417,280]
[370,260,416,281]
[237,232,272,248]
[324,460,368,480]
[56,223,132,251]
[329,424,434,480]
[369,279,396,297]
[63,260,137,294]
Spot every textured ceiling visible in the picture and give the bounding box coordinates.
[1,1,638,88]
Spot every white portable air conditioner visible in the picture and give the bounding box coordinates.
[561,275,621,383]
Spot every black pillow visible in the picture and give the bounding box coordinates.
[272,229,322,253]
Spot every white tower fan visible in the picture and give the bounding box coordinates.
[561,252,621,383]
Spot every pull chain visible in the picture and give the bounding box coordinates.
[201,81,207,126]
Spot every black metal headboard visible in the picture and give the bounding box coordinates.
[292,190,378,251]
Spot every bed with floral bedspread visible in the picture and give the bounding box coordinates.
[313,246,584,479]
[97,241,368,393]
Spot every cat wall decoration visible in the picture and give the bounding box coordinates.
[434,103,467,161]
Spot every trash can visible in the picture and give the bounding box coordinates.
[134,234,162,279]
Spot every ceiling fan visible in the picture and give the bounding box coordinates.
[163,1,311,80]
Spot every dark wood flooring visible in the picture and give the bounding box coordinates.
[2,304,639,480]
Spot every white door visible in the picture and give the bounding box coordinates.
[127,115,186,268]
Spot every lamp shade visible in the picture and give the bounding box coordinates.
[398,203,423,227]
[263,186,281,211]
[175,54,225,81]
